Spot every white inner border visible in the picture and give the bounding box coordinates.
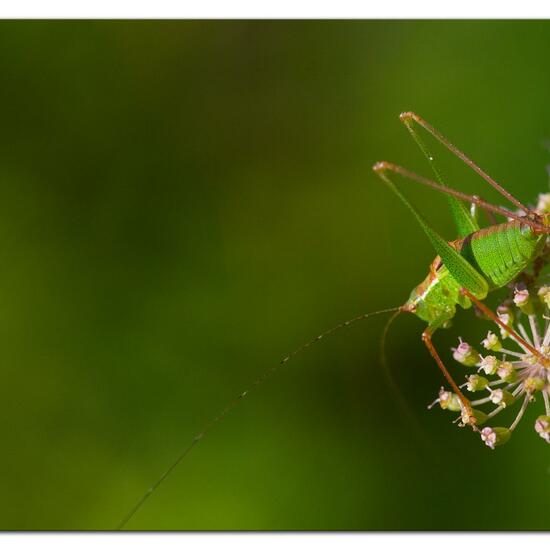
[1,1,550,19]
[2,4,548,547]
[1,534,549,549]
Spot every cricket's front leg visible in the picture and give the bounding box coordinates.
[421,327,476,428]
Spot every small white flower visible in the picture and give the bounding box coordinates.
[497,361,518,383]
[437,388,462,412]
[535,416,550,443]
[466,374,488,392]
[480,427,511,449]
[513,288,530,308]
[479,355,500,376]
[481,331,502,352]
[489,389,515,407]
[452,338,480,366]
[480,427,497,449]
[513,287,534,315]
[497,312,514,339]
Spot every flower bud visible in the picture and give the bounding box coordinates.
[480,426,511,449]
[513,288,534,315]
[466,374,489,392]
[497,361,518,383]
[438,388,462,412]
[538,286,550,309]
[481,331,502,352]
[480,355,500,376]
[535,416,550,443]
[523,376,546,394]
[489,389,515,407]
[452,338,480,366]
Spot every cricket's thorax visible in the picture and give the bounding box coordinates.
[403,220,547,328]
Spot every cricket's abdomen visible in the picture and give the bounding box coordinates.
[459,220,546,289]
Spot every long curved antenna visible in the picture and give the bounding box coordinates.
[116,306,402,530]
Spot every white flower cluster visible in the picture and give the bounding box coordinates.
[431,285,550,449]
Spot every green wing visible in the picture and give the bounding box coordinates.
[378,173,489,299]
[446,196,479,238]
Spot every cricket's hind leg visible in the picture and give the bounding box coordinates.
[399,111,531,215]
[421,326,476,427]
[461,288,550,367]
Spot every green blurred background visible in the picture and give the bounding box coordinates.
[1,20,550,530]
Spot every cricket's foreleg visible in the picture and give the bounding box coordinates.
[461,288,550,367]
[421,327,475,425]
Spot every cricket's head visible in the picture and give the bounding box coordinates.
[401,262,456,328]
[402,291,425,319]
